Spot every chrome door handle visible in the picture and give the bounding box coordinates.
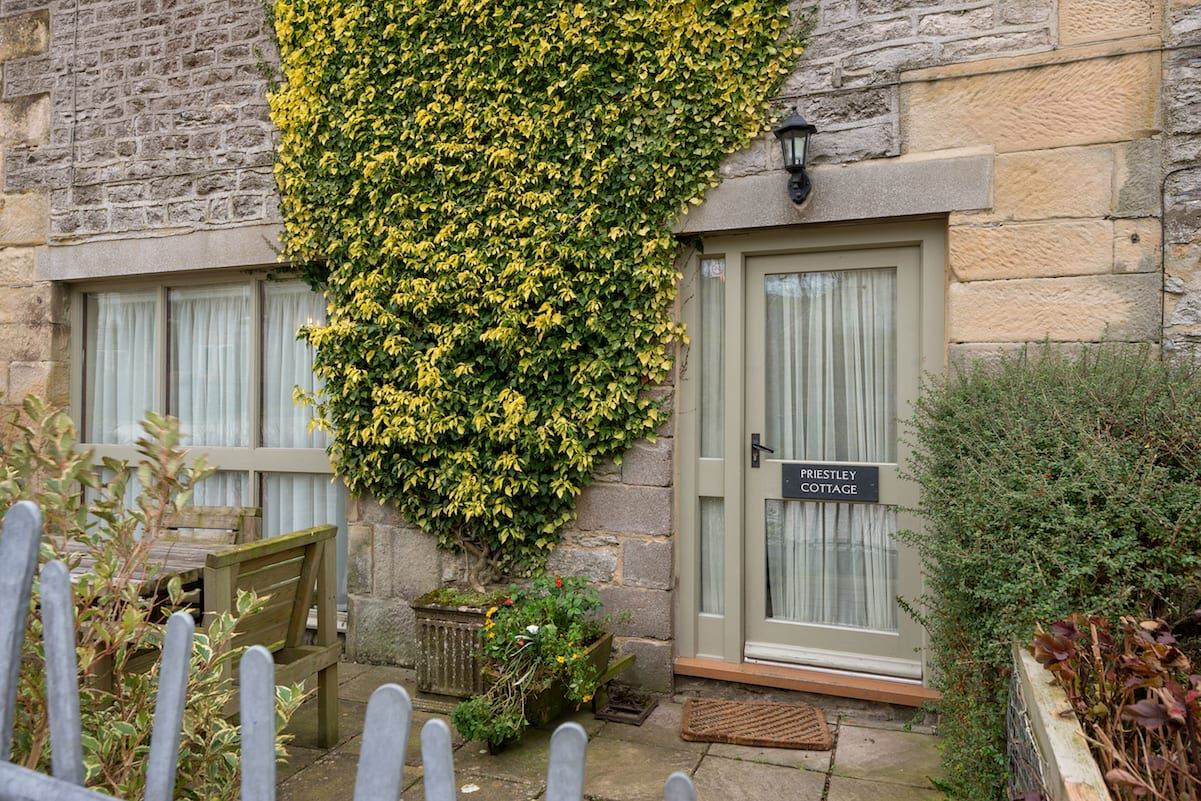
[751,433,774,468]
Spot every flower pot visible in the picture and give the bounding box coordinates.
[482,632,615,729]
[412,596,490,698]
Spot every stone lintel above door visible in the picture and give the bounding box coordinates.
[674,147,993,236]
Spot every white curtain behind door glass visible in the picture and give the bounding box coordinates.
[766,500,897,631]
[264,473,348,606]
[763,267,898,631]
[85,291,156,444]
[699,258,724,458]
[699,497,724,614]
[263,281,329,449]
[169,285,250,446]
[764,268,896,463]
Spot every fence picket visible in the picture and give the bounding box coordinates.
[663,771,697,801]
[143,612,195,801]
[41,560,84,785]
[420,718,457,801]
[352,684,411,801]
[241,645,277,801]
[545,722,588,801]
[0,500,42,763]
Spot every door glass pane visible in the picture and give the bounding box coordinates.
[84,290,157,444]
[262,472,348,608]
[168,284,251,446]
[263,281,329,449]
[699,497,724,614]
[764,268,896,463]
[765,500,897,632]
[699,257,725,458]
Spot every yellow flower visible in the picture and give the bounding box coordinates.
[556,655,566,664]
[572,652,581,660]
[583,694,593,703]
[486,606,498,618]
[488,631,496,639]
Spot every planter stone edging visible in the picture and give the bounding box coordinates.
[1008,644,1111,801]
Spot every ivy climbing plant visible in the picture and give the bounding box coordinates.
[270,0,802,586]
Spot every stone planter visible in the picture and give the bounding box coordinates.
[412,595,489,698]
[1008,645,1112,801]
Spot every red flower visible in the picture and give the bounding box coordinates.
[504,596,513,606]
[555,576,563,588]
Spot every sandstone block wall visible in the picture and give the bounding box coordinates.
[0,6,62,419]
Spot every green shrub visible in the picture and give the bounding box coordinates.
[901,346,1201,801]
[1,397,304,800]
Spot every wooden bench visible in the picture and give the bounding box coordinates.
[203,525,341,747]
[161,505,262,544]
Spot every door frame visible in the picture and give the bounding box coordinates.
[674,219,947,686]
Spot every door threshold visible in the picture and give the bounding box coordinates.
[674,656,940,708]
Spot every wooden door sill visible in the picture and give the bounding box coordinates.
[674,656,941,707]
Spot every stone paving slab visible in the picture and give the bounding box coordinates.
[415,774,544,801]
[581,737,703,801]
[592,702,708,754]
[826,775,946,801]
[455,728,555,784]
[706,741,832,773]
[286,699,367,750]
[277,751,422,801]
[337,664,417,703]
[829,725,943,789]
[692,755,827,801]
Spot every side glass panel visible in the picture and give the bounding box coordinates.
[765,500,898,632]
[84,290,157,443]
[168,284,251,446]
[698,257,725,458]
[262,281,329,449]
[764,268,897,463]
[699,497,724,615]
[262,472,348,607]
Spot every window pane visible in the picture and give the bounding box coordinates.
[168,284,250,446]
[765,268,896,463]
[699,258,724,458]
[190,471,249,507]
[262,281,328,449]
[262,472,348,608]
[84,290,156,444]
[765,500,898,632]
[699,497,724,615]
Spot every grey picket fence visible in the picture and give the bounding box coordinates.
[0,501,698,801]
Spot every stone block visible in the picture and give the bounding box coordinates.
[947,272,1161,342]
[598,585,672,640]
[997,0,1054,23]
[950,220,1113,281]
[902,52,1159,154]
[347,596,415,665]
[0,10,49,61]
[0,192,47,246]
[613,637,674,694]
[622,539,673,591]
[1114,139,1162,217]
[807,122,896,165]
[0,323,65,363]
[0,95,49,147]
[8,359,67,404]
[347,523,372,595]
[1060,0,1159,44]
[372,524,441,601]
[0,246,36,284]
[1113,218,1161,272]
[0,282,64,325]
[576,483,672,536]
[988,146,1113,221]
[917,7,994,36]
[937,29,1053,62]
[621,439,672,487]
[545,545,618,582]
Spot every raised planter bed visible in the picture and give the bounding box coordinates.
[1008,644,1111,801]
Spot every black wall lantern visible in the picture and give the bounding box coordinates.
[773,108,817,204]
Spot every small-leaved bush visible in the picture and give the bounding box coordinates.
[269,0,804,584]
[903,347,1201,801]
[2,397,304,800]
[450,575,608,748]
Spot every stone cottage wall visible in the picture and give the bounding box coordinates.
[0,5,63,421]
[0,0,1185,692]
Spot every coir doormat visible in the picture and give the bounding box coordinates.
[679,698,833,750]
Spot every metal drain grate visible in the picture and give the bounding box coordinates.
[680,698,834,750]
